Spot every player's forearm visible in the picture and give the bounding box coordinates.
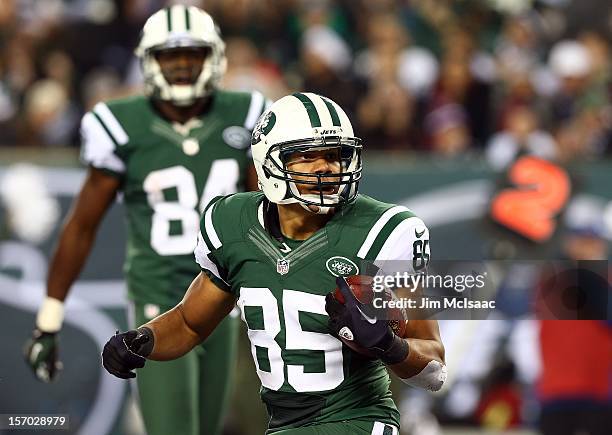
[387,338,446,391]
[143,305,204,361]
[35,220,98,333]
[47,218,98,301]
[144,273,236,361]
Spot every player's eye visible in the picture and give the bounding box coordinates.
[325,151,340,161]
[284,151,313,163]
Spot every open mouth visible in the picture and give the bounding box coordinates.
[310,185,337,195]
[170,77,193,85]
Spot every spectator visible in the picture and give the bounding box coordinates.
[222,37,288,100]
[425,103,471,157]
[547,39,593,125]
[18,79,78,147]
[486,105,557,170]
[299,24,358,118]
[0,0,608,157]
[426,53,492,148]
[356,80,418,151]
[354,13,439,97]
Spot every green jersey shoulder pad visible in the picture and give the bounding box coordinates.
[194,191,263,290]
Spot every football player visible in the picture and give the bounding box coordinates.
[102,93,446,434]
[24,5,269,435]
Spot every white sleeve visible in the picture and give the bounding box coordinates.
[374,217,430,274]
[243,90,274,131]
[80,103,129,174]
[194,230,228,286]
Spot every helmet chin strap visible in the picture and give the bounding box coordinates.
[297,193,339,215]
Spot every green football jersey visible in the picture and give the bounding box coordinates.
[80,90,269,306]
[194,192,431,433]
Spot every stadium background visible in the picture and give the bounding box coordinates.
[0,0,610,434]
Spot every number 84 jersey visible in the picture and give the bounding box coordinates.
[80,91,269,307]
[195,191,430,432]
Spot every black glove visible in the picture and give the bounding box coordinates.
[24,329,63,382]
[102,327,154,379]
[325,276,409,365]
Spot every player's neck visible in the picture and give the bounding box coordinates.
[277,203,333,241]
[152,98,209,124]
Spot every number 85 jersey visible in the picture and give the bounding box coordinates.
[195,191,430,433]
[80,90,269,307]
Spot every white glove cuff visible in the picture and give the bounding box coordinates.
[36,297,64,332]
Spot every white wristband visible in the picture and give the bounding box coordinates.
[36,297,65,332]
[400,360,447,392]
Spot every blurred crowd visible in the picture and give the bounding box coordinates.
[0,0,610,164]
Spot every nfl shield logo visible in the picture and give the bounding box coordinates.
[276,258,290,275]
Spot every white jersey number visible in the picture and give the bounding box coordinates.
[238,287,344,392]
[143,160,239,256]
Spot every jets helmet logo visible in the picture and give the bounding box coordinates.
[252,111,276,145]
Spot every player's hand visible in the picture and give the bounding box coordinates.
[24,329,63,382]
[325,276,394,353]
[102,328,153,379]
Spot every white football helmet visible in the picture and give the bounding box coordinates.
[251,93,362,214]
[135,5,226,106]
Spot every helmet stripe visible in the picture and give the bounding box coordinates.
[165,7,172,32]
[321,97,341,126]
[184,6,191,30]
[292,93,321,127]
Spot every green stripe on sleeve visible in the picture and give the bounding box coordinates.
[321,97,341,126]
[292,93,321,127]
[199,218,215,252]
[92,112,119,147]
[200,199,220,252]
[364,211,415,260]
[202,269,231,293]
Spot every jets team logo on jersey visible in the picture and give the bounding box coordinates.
[326,256,359,277]
[276,258,290,275]
[251,111,276,145]
[222,126,251,149]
